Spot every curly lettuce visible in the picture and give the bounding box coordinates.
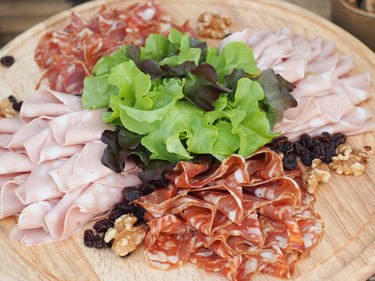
[82,29,296,164]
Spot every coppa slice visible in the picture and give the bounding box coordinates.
[138,149,323,280]
[34,1,192,95]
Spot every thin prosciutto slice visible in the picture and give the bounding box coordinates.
[220,28,374,140]
[0,89,141,245]
[137,149,323,280]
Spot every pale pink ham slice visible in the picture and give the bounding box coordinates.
[0,174,28,219]
[292,72,336,98]
[20,88,82,123]
[0,149,34,175]
[272,58,306,83]
[49,109,112,146]
[18,200,58,230]
[287,107,374,140]
[9,225,55,246]
[308,56,354,78]
[0,117,23,134]
[15,160,64,204]
[49,141,113,193]
[0,118,49,151]
[23,127,83,164]
[44,183,124,240]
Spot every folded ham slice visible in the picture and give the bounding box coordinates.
[0,88,142,245]
[220,28,374,140]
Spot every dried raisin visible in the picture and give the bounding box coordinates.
[0,56,15,67]
[93,219,114,233]
[84,229,95,248]
[93,234,106,249]
[282,152,297,170]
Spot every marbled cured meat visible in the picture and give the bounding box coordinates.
[34,0,192,95]
[136,149,324,280]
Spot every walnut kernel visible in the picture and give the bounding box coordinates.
[329,144,369,176]
[197,12,232,39]
[0,98,16,118]
[104,214,146,257]
[303,159,331,194]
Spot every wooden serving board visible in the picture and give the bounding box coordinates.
[0,0,374,280]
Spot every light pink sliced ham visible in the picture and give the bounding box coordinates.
[0,149,34,175]
[20,88,82,123]
[9,225,55,246]
[18,199,58,230]
[0,117,23,133]
[49,109,112,146]
[221,28,374,139]
[0,89,142,246]
[0,118,49,151]
[0,174,28,219]
[24,127,83,164]
[15,160,64,204]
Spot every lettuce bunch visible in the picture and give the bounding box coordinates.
[82,29,296,164]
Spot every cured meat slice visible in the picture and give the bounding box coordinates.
[145,232,193,270]
[194,190,243,224]
[141,150,323,280]
[145,214,186,248]
[34,1,192,95]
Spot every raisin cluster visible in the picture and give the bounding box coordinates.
[266,132,346,170]
[8,95,23,112]
[83,183,157,249]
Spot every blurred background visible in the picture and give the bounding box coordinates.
[0,0,330,47]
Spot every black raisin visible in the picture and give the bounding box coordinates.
[93,234,106,249]
[108,209,125,221]
[0,56,15,67]
[83,229,95,248]
[299,134,313,149]
[300,151,313,166]
[323,144,336,164]
[7,96,23,112]
[317,132,331,143]
[114,201,136,213]
[282,152,297,170]
[331,133,346,148]
[93,219,114,233]
[312,140,325,160]
[133,207,147,225]
[294,142,308,156]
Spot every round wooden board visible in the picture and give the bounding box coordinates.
[0,0,375,280]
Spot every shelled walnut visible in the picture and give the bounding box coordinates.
[303,159,331,194]
[329,144,370,176]
[0,98,16,118]
[104,214,146,257]
[197,12,232,39]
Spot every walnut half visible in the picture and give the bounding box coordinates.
[197,12,232,39]
[303,159,331,194]
[104,214,146,257]
[0,98,16,118]
[329,144,369,176]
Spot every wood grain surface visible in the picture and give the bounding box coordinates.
[0,0,375,280]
